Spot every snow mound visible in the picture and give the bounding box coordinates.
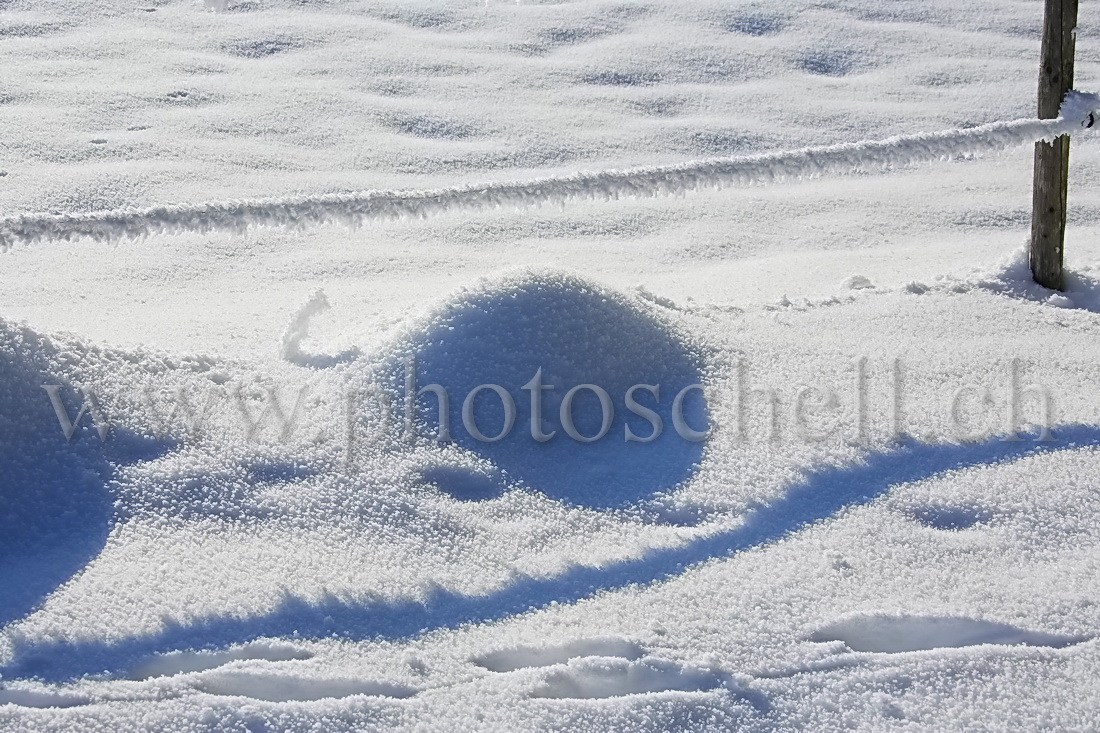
[387,271,708,509]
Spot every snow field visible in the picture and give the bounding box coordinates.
[3,0,1100,730]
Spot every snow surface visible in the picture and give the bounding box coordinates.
[3,0,1100,730]
[4,98,1098,249]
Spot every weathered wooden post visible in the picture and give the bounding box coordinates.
[1030,0,1080,291]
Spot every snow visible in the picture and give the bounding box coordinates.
[472,638,646,672]
[4,102,1098,250]
[809,615,1086,654]
[2,0,1100,730]
[383,270,708,508]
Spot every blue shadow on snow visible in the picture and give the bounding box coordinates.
[5,426,1099,682]
[0,346,170,631]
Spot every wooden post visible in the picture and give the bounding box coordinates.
[1030,0,1079,291]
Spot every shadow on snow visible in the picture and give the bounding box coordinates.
[6,426,1099,682]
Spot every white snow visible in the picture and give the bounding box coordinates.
[2,0,1100,730]
[810,615,1086,654]
[4,104,1097,250]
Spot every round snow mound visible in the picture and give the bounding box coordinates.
[388,271,708,509]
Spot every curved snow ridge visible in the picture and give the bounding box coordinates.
[472,638,647,672]
[190,672,417,703]
[2,101,1096,250]
[810,614,1088,654]
[529,657,742,701]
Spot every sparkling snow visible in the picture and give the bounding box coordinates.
[2,0,1100,730]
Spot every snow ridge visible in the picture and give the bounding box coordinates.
[2,96,1097,250]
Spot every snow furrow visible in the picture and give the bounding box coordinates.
[2,97,1097,250]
